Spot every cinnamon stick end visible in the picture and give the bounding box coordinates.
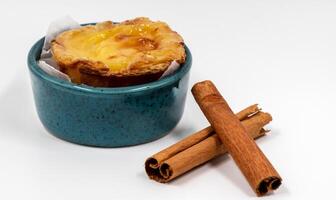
[256,176,282,196]
[145,157,160,180]
[191,80,218,100]
[145,157,172,183]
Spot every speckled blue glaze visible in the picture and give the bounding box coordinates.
[27,37,192,147]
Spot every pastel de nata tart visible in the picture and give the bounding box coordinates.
[51,17,186,87]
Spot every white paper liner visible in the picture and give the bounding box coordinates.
[38,16,180,85]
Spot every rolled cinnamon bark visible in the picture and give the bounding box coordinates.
[145,105,271,183]
[191,80,281,196]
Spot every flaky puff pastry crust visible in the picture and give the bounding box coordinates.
[51,17,186,87]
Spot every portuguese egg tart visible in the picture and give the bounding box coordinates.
[51,17,186,87]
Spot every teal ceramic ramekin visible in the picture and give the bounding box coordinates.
[27,37,192,147]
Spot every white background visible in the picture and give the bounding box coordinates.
[0,0,335,199]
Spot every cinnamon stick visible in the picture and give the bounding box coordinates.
[145,105,271,183]
[192,80,281,196]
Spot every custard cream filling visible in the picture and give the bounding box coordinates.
[53,19,185,73]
